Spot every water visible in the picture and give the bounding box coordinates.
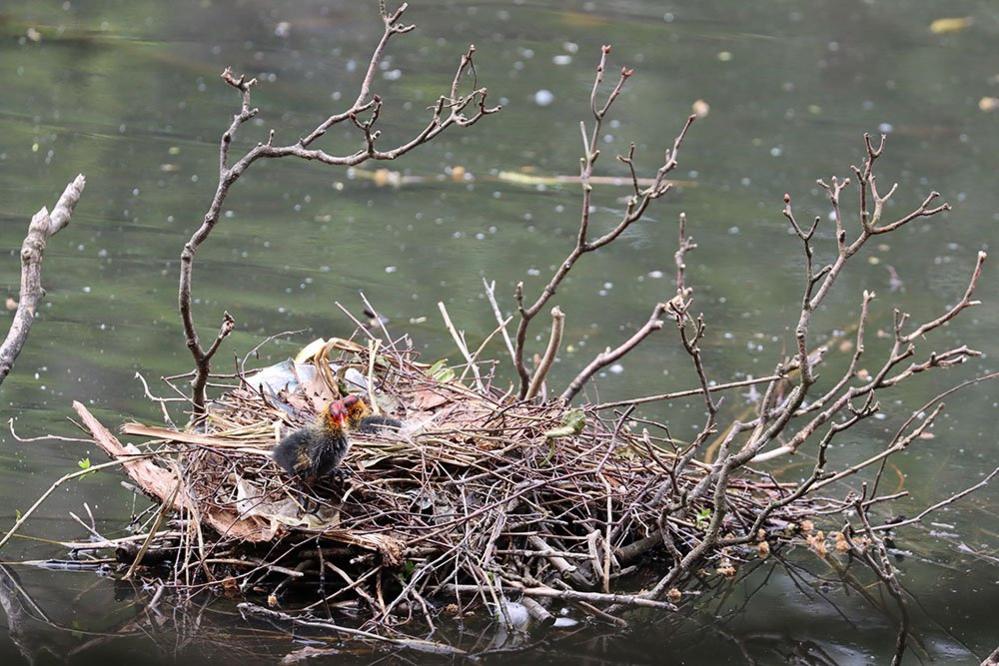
[1,1,996,663]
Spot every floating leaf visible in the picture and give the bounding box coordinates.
[77,457,92,471]
[543,408,586,439]
[929,17,972,34]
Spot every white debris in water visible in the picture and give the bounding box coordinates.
[609,363,624,375]
[553,54,572,66]
[533,89,555,107]
[384,266,397,273]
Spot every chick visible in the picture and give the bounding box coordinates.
[342,394,402,434]
[273,399,351,484]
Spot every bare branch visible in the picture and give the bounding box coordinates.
[510,45,694,400]
[1,175,86,386]
[482,279,517,370]
[901,251,986,343]
[178,4,498,417]
[560,302,667,403]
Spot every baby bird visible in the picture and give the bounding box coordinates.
[273,399,351,484]
[342,394,402,433]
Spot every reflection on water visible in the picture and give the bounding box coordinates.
[1,1,996,663]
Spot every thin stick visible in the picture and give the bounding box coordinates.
[0,457,148,552]
[437,301,484,392]
[593,375,784,410]
[483,278,517,368]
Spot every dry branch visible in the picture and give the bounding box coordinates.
[510,45,695,401]
[0,175,86,386]
[179,3,498,418]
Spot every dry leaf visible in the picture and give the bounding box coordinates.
[716,561,736,578]
[929,17,973,34]
[807,531,828,557]
[410,388,450,410]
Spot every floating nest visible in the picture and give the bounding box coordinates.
[63,331,816,634]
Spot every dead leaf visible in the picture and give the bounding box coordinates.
[410,389,450,411]
[929,17,973,34]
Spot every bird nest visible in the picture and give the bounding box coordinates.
[62,332,815,634]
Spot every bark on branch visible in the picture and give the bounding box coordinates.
[0,174,86,386]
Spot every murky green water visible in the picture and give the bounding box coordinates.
[1,1,996,663]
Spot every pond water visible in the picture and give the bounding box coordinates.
[1,1,996,663]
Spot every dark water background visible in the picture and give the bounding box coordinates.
[1,1,996,663]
